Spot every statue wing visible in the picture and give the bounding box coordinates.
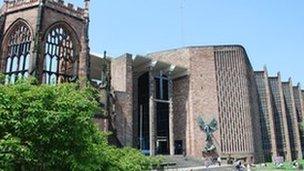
[209,118,218,132]
[99,72,108,88]
[197,116,206,130]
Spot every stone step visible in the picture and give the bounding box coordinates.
[160,155,208,169]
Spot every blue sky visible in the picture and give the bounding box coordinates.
[80,0,304,85]
[4,0,304,84]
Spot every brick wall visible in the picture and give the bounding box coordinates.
[148,46,263,161]
[247,68,264,163]
[188,47,220,157]
[90,54,105,81]
[173,76,189,150]
[293,85,304,156]
[293,86,304,122]
[302,91,304,114]
[3,8,38,34]
[111,54,133,146]
[282,81,302,160]
[268,76,292,161]
[254,71,278,161]
[40,7,85,42]
[302,91,304,110]
[214,46,261,161]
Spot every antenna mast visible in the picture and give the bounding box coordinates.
[180,0,185,46]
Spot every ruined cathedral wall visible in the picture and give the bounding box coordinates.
[41,4,85,41]
[2,2,39,35]
[0,15,4,52]
[3,8,38,34]
[0,0,86,43]
[0,0,89,79]
[0,3,40,74]
[2,7,39,76]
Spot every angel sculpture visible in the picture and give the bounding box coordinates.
[99,71,109,89]
[197,116,218,153]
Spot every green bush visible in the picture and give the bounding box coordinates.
[101,147,162,171]
[0,78,159,171]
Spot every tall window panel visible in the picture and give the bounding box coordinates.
[155,73,169,100]
[5,23,31,84]
[43,26,77,85]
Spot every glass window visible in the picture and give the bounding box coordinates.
[43,26,77,85]
[155,73,169,100]
[5,23,31,84]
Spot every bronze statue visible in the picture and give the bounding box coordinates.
[197,116,218,153]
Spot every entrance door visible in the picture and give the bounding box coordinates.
[156,102,169,154]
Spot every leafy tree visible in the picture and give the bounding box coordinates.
[0,78,159,171]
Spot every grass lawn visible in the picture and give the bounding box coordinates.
[254,160,304,170]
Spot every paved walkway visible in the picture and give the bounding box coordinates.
[160,155,235,171]
[165,165,234,171]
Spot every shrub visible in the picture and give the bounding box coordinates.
[0,79,159,171]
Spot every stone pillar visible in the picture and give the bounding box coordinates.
[264,67,278,158]
[0,12,6,72]
[278,73,292,161]
[149,66,156,156]
[288,80,302,159]
[30,0,44,79]
[78,0,90,79]
[294,84,304,158]
[168,70,174,155]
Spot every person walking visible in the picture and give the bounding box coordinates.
[217,157,222,166]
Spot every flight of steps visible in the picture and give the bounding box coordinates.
[161,155,204,169]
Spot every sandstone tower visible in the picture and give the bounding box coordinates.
[0,0,90,84]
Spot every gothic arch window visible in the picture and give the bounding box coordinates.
[43,25,78,85]
[4,22,31,84]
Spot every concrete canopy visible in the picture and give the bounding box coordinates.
[133,55,187,79]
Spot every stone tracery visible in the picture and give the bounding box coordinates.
[4,22,31,84]
[43,25,78,84]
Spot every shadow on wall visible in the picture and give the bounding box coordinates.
[109,90,132,147]
[173,75,189,155]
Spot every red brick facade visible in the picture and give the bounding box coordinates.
[148,46,264,162]
[1,0,304,164]
[107,45,303,163]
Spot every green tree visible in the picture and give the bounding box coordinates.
[0,78,158,171]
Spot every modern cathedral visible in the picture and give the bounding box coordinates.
[1,0,304,164]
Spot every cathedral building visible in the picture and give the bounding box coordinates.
[1,0,304,164]
[103,46,264,162]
